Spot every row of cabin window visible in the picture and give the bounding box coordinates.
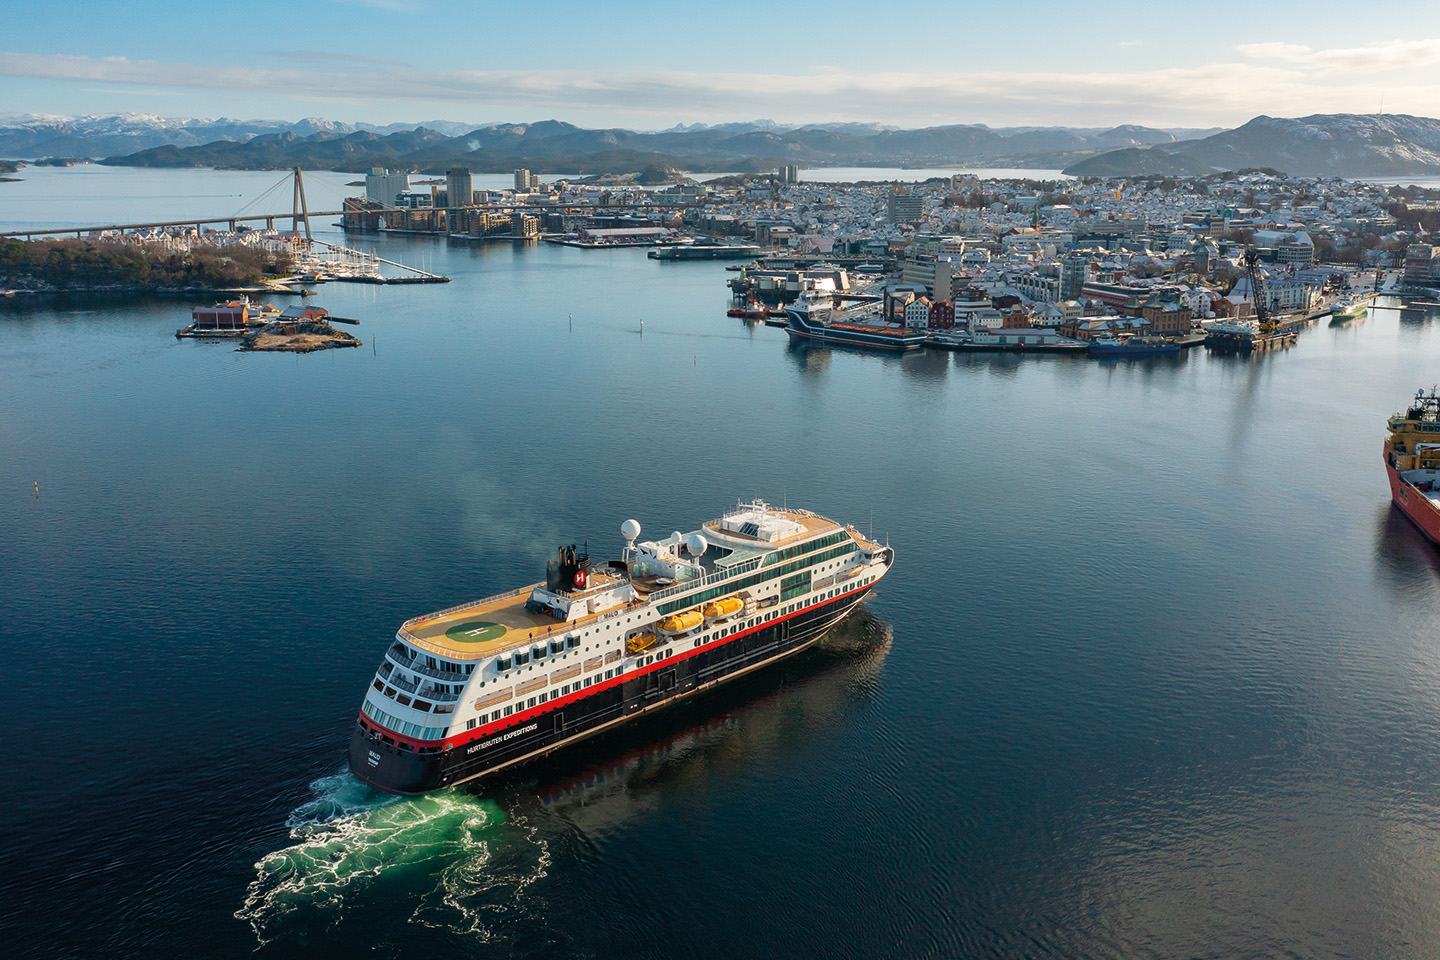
[761,530,853,567]
[656,543,855,615]
[376,661,465,696]
[361,700,448,740]
[464,667,626,730]
[388,642,476,676]
[499,634,580,670]
[371,677,457,714]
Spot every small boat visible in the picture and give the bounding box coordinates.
[656,610,704,635]
[625,633,657,655]
[727,297,769,320]
[1331,297,1367,324]
[702,596,744,621]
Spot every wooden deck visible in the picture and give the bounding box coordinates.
[400,577,623,660]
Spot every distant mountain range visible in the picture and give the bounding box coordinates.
[0,113,1217,175]
[0,113,485,159]
[1064,114,1440,178]
[6,112,1439,179]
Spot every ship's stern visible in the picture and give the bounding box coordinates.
[348,720,447,795]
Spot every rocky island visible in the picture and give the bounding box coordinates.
[239,317,362,353]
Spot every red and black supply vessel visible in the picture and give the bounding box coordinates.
[1384,388,1440,543]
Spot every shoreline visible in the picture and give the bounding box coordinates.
[0,283,307,303]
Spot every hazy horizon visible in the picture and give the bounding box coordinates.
[6,0,1440,130]
[0,111,1240,136]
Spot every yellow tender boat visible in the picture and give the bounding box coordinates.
[658,610,704,634]
[703,596,744,620]
[625,633,657,655]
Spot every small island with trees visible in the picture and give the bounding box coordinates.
[0,237,295,294]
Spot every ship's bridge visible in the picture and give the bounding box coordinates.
[703,500,842,548]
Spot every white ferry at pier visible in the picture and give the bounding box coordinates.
[349,501,894,794]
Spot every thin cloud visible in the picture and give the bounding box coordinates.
[1237,37,1440,73]
[263,50,412,68]
[3,50,1439,127]
[328,0,419,11]
[1236,41,1315,62]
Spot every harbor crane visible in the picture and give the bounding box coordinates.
[1243,246,1281,336]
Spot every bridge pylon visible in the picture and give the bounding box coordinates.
[291,167,313,243]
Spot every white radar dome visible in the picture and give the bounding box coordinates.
[621,519,641,541]
[686,533,709,557]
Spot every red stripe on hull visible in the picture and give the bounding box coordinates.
[1385,442,1440,545]
[360,577,877,751]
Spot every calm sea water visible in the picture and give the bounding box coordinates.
[6,168,1440,959]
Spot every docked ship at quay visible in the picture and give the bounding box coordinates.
[348,501,894,794]
[1384,389,1440,543]
[784,292,926,352]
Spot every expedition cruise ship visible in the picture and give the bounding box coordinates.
[349,501,894,794]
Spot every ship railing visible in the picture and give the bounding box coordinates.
[551,571,632,601]
[385,649,472,683]
[398,584,538,640]
[382,670,461,703]
[387,673,420,694]
[647,556,763,604]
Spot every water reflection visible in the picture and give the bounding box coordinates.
[951,351,1024,378]
[899,346,950,383]
[1374,502,1440,594]
[522,607,893,836]
[785,339,832,377]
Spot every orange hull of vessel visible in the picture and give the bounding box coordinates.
[1385,442,1440,544]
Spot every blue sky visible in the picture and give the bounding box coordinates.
[3,0,1439,128]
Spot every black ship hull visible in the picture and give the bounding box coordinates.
[349,584,878,795]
